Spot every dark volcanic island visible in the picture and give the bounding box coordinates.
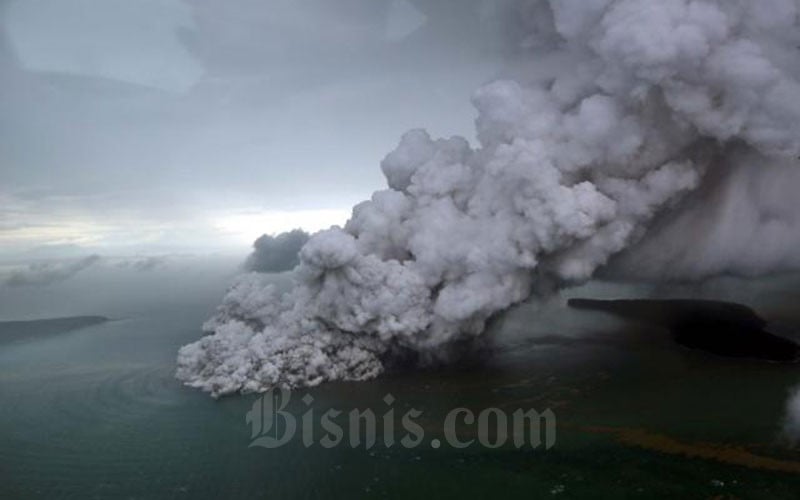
[0,316,110,344]
[568,298,800,362]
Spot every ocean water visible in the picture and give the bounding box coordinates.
[2,279,800,499]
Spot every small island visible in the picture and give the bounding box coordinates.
[568,298,800,362]
[0,316,110,344]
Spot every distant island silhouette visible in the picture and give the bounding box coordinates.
[568,298,800,362]
[0,316,110,344]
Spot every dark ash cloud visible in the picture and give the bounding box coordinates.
[244,229,309,273]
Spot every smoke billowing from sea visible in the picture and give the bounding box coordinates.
[784,387,800,444]
[177,0,800,396]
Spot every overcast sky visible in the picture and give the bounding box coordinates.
[0,0,526,261]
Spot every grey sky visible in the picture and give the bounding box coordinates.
[0,0,523,259]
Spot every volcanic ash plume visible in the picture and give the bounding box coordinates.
[244,229,310,273]
[177,0,800,396]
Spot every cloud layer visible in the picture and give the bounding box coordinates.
[4,255,101,287]
[1,0,512,254]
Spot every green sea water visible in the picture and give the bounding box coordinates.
[2,280,800,499]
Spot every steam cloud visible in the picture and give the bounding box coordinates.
[784,387,800,444]
[4,255,101,287]
[178,0,800,396]
[244,229,310,273]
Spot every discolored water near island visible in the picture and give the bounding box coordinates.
[2,276,800,499]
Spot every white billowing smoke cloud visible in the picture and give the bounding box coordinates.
[177,0,800,396]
